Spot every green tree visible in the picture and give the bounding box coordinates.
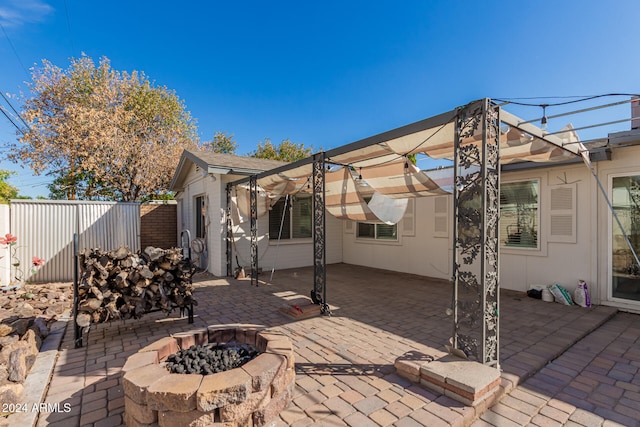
[250,138,312,162]
[11,55,198,201]
[202,131,237,154]
[0,170,19,202]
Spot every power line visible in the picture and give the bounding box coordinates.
[492,93,640,108]
[0,22,30,78]
[0,104,24,136]
[63,0,76,54]
[0,89,29,130]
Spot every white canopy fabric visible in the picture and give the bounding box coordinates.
[230,102,584,223]
[257,174,308,197]
[232,186,273,224]
[367,192,409,225]
[360,161,448,198]
[324,167,379,222]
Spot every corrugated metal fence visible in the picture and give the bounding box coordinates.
[7,200,140,283]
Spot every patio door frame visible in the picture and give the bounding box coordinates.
[607,170,640,308]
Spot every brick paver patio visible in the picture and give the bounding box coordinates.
[475,313,640,427]
[12,263,638,426]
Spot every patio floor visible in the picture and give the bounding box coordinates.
[16,263,634,426]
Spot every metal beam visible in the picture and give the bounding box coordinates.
[452,99,500,366]
[231,156,317,187]
[229,106,460,187]
[249,175,258,286]
[311,153,330,315]
[324,108,458,159]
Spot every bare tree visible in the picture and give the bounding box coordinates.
[11,55,198,201]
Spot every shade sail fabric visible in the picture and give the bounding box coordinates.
[229,106,583,221]
[324,167,410,224]
[248,163,314,198]
[329,144,399,168]
[324,167,379,221]
[360,161,449,198]
[367,192,409,225]
[423,167,455,194]
[384,122,457,156]
[372,117,575,164]
[232,186,273,224]
[328,122,577,173]
[257,174,308,197]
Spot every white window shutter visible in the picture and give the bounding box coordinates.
[344,220,354,234]
[548,183,576,243]
[433,196,448,238]
[402,198,416,236]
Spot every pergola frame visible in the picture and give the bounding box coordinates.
[311,153,330,314]
[225,98,578,365]
[453,99,500,366]
[249,175,258,287]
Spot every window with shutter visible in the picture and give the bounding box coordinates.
[344,220,354,233]
[433,196,448,238]
[356,195,399,241]
[548,184,576,243]
[500,180,540,249]
[402,198,416,236]
[268,195,311,240]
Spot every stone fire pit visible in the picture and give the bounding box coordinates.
[122,325,295,427]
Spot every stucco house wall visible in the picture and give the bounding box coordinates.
[173,138,640,312]
[342,196,453,281]
[498,163,598,298]
[342,143,640,309]
[229,202,343,275]
[174,161,343,277]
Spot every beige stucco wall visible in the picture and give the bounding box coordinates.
[342,196,452,281]
[178,166,343,277]
[341,158,610,306]
[498,163,599,301]
[229,189,343,276]
[500,143,640,311]
[175,164,220,274]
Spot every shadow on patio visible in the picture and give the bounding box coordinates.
[31,263,618,426]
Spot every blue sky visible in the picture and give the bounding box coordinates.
[1,0,639,198]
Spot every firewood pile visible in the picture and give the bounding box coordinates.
[76,246,196,326]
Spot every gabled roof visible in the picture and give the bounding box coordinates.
[169,150,288,191]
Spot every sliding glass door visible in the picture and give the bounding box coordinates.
[611,174,640,302]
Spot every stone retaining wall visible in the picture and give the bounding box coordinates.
[122,325,295,427]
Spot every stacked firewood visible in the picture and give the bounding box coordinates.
[76,246,197,326]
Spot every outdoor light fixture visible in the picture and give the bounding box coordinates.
[541,105,548,131]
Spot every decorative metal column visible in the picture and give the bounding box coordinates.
[249,175,258,287]
[311,153,330,314]
[452,99,500,366]
[225,183,233,277]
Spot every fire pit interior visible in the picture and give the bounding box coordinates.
[122,324,295,427]
[166,342,259,375]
